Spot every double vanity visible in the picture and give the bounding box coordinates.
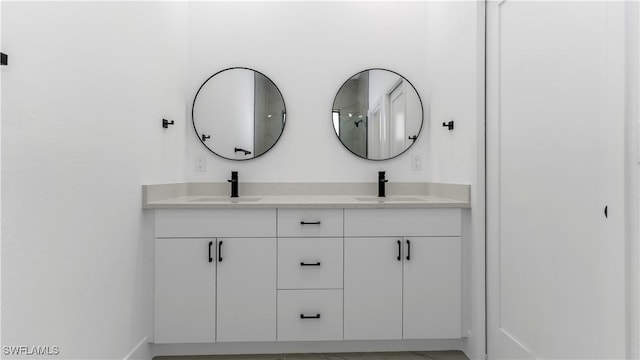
[143,181,470,355]
[147,64,470,355]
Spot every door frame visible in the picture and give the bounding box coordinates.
[624,2,640,358]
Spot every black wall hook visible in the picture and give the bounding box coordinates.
[408,135,418,143]
[201,134,211,142]
[162,119,174,128]
[443,121,454,130]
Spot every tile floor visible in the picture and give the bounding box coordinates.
[155,350,469,360]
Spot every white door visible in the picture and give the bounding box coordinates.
[388,81,407,157]
[403,237,461,339]
[487,1,627,359]
[216,237,277,342]
[368,101,385,159]
[344,237,402,340]
[154,238,216,343]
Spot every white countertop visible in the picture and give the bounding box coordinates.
[143,184,470,209]
[143,190,470,209]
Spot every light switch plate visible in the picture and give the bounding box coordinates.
[195,155,207,172]
[411,154,422,171]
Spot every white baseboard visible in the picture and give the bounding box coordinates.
[123,337,151,360]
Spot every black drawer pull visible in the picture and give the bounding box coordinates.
[208,241,213,263]
[218,240,223,262]
[300,221,321,225]
[300,313,321,319]
[300,261,321,266]
[406,239,411,261]
[397,240,402,261]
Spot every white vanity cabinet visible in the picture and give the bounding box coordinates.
[276,209,344,341]
[153,206,464,347]
[154,209,277,344]
[343,209,462,340]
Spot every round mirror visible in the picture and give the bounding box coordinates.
[332,69,423,160]
[192,67,286,160]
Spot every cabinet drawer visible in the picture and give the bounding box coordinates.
[155,209,276,238]
[278,238,343,289]
[344,208,461,237]
[277,289,343,341]
[278,209,343,237]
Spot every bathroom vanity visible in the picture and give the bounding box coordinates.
[144,182,470,355]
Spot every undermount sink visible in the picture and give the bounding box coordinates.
[355,196,424,202]
[187,196,262,202]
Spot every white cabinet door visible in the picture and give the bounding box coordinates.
[344,237,402,340]
[403,237,461,339]
[154,238,215,343]
[487,1,628,359]
[216,237,276,342]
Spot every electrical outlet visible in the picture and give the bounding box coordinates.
[411,154,422,171]
[195,155,207,172]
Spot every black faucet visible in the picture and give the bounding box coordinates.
[378,171,388,197]
[227,171,239,198]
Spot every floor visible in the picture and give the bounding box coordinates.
[155,351,469,360]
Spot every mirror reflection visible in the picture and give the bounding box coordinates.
[192,68,286,160]
[332,69,423,160]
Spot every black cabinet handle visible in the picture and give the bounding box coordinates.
[300,261,321,266]
[300,221,321,225]
[208,241,213,263]
[218,241,223,262]
[406,239,411,261]
[300,314,321,319]
[397,240,402,261]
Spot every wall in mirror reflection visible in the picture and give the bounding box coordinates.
[333,69,422,160]
[193,68,286,160]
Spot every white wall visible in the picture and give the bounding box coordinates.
[1,1,482,359]
[425,1,480,184]
[1,2,187,359]
[629,1,640,357]
[185,1,479,184]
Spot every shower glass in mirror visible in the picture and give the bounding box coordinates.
[332,69,423,160]
[192,67,286,160]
